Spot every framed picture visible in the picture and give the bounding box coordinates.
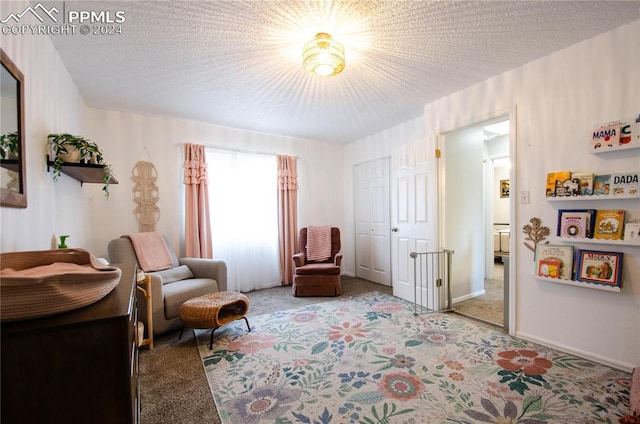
[575,249,623,287]
[500,179,510,198]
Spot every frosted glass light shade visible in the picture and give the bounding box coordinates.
[302,33,345,76]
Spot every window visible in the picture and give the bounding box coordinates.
[206,149,281,292]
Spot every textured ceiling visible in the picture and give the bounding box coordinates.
[45,1,640,144]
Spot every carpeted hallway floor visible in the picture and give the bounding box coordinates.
[452,262,505,326]
[138,276,392,424]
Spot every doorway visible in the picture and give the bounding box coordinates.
[439,117,511,328]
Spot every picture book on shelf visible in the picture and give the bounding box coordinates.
[570,172,594,196]
[593,209,625,240]
[610,172,639,197]
[593,174,611,196]
[554,178,580,197]
[618,115,640,149]
[557,209,595,238]
[535,244,574,280]
[623,222,640,241]
[591,122,620,151]
[575,249,623,287]
[546,171,571,197]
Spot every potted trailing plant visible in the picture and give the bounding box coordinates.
[100,161,115,199]
[48,133,83,175]
[0,131,19,160]
[48,133,115,198]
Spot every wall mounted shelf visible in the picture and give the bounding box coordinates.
[547,193,639,201]
[551,237,640,247]
[536,275,622,292]
[590,144,640,155]
[46,156,118,186]
[0,159,20,173]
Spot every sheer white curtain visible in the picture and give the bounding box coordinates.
[206,149,281,292]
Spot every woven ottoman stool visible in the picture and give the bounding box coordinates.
[178,291,250,349]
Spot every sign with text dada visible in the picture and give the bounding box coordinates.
[575,250,623,287]
[610,173,639,197]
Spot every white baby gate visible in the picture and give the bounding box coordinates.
[410,250,454,315]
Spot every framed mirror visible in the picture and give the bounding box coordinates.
[1,48,27,208]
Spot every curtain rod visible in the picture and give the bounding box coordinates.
[176,142,295,158]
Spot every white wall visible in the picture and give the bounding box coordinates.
[487,134,510,224]
[443,127,485,300]
[0,14,91,253]
[85,109,345,259]
[344,20,640,370]
[509,20,639,371]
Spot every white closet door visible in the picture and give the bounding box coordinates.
[354,158,391,286]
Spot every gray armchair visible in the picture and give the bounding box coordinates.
[108,236,227,336]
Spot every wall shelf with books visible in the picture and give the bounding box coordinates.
[555,208,638,244]
[535,244,624,292]
[590,115,640,155]
[535,276,622,293]
[546,171,638,199]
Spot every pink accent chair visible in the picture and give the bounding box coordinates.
[292,227,343,297]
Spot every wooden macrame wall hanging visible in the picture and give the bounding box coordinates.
[132,152,160,232]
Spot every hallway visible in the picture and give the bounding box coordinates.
[453,262,504,326]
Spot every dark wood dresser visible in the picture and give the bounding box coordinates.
[1,263,139,424]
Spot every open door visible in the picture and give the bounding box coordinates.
[391,139,439,303]
[439,116,512,329]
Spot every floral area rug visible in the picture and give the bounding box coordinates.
[196,292,631,423]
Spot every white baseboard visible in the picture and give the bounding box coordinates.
[516,331,635,373]
[452,289,485,304]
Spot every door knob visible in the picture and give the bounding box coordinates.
[391,227,398,232]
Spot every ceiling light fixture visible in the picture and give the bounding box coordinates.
[302,32,345,77]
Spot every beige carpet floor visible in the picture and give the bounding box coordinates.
[452,262,505,326]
